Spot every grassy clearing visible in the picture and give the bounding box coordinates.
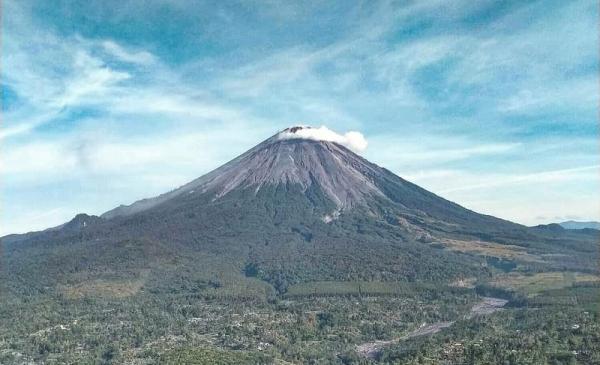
[489,271,600,295]
[285,281,420,297]
[198,277,275,301]
[528,285,600,311]
[439,238,543,262]
[284,281,467,298]
[60,279,145,299]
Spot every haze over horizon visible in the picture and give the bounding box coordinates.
[2,0,599,235]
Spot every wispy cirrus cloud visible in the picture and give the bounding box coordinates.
[401,165,600,226]
[101,40,157,65]
[437,165,600,194]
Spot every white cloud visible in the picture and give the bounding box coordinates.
[57,51,131,108]
[107,91,245,122]
[400,166,600,226]
[497,77,598,114]
[437,165,600,194]
[278,126,368,152]
[0,111,60,140]
[1,124,271,177]
[102,40,156,65]
[0,141,78,175]
[0,207,75,236]
[2,32,132,140]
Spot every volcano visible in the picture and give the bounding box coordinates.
[3,126,597,296]
[102,126,515,232]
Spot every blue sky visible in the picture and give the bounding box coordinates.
[1,0,598,235]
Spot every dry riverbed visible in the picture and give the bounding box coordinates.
[356,297,508,360]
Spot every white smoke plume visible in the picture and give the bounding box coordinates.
[278,126,368,152]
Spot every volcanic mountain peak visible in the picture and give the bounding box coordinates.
[102,129,383,219]
[201,135,383,206]
[100,126,516,237]
[280,125,312,134]
[276,125,368,152]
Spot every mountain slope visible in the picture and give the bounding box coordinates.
[102,127,521,234]
[2,127,598,298]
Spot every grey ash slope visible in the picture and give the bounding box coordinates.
[3,127,598,297]
[102,128,384,219]
[102,127,518,234]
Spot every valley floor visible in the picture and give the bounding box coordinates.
[1,275,599,365]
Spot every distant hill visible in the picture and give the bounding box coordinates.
[559,220,600,230]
